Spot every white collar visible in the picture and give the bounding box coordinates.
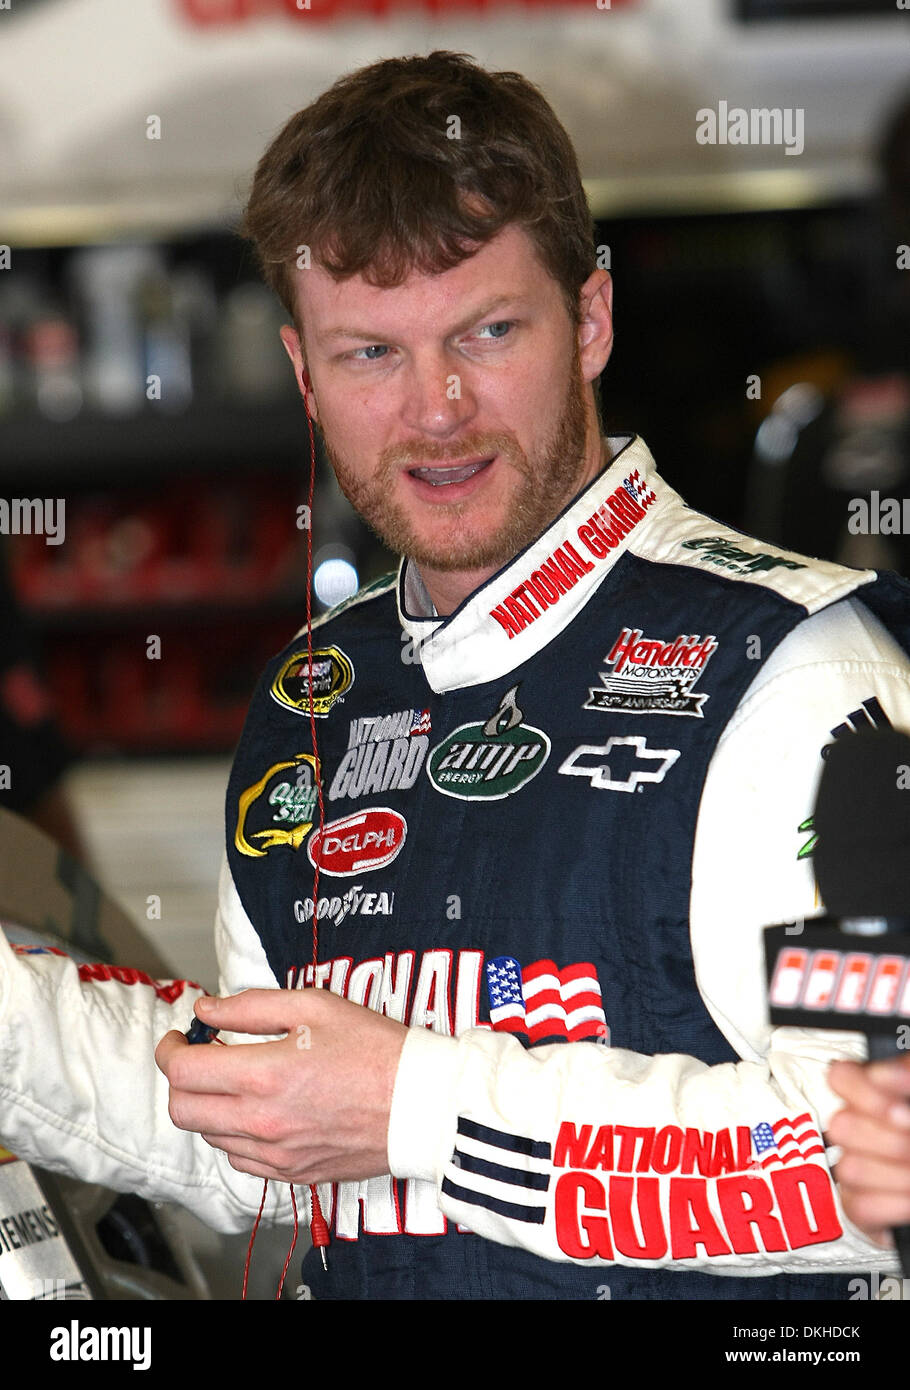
[397,433,667,692]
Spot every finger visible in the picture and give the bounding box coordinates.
[836,1150,910,1195]
[828,1060,910,1129]
[199,1132,263,1157]
[167,1075,299,1138]
[830,1055,910,1098]
[155,1029,189,1078]
[158,1043,243,1095]
[828,1109,910,1162]
[167,1093,262,1136]
[222,1153,298,1182]
[193,1130,305,1181]
[195,989,304,1037]
[839,1183,910,1238]
[160,1029,292,1095]
[864,1056,910,1097]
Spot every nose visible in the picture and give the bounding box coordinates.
[398,348,478,439]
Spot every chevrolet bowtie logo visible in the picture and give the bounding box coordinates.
[558,737,681,792]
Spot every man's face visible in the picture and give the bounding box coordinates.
[280,225,609,575]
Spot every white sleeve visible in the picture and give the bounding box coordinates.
[0,853,294,1233]
[214,851,279,998]
[385,597,910,1274]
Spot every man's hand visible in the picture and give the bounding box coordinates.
[828,1056,910,1248]
[155,990,408,1186]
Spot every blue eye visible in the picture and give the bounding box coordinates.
[346,320,513,362]
[350,344,389,360]
[477,321,512,340]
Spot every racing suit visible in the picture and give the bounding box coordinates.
[2,433,910,1300]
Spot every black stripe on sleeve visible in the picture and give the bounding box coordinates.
[452,1148,550,1191]
[441,1177,547,1225]
[456,1116,551,1160]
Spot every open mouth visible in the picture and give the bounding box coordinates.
[407,457,495,487]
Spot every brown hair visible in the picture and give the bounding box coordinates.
[240,50,597,344]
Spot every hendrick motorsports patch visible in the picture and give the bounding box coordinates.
[584,626,717,717]
[234,753,320,858]
[427,685,550,801]
[270,645,354,717]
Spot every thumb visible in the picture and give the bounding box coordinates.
[195,988,296,1036]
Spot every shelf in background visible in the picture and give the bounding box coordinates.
[0,399,312,480]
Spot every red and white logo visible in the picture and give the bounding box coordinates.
[307,808,406,877]
[584,626,717,717]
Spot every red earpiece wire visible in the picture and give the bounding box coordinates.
[241,363,329,1299]
[301,367,331,1272]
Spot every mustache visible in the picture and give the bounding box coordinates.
[379,433,531,477]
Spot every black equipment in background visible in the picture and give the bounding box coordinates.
[765,728,910,1275]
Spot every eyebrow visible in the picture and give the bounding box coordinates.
[317,294,531,345]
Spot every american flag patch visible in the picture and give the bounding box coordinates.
[486,956,608,1044]
[410,708,431,736]
[441,1117,552,1225]
[622,469,657,511]
[751,1114,826,1168]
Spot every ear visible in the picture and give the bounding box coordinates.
[576,270,614,383]
[279,324,318,420]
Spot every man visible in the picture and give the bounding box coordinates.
[2,51,910,1301]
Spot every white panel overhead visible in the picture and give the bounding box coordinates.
[0,0,908,240]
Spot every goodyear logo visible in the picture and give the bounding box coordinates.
[270,646,354,718]
[427,685,550,801]
[235,753,320,858]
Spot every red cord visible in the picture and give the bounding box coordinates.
[301,373,331,1269]
[275,1183,300,1299]
[301,375,325,966]
[241,372,330,1299]
[242,1179,269,1300]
